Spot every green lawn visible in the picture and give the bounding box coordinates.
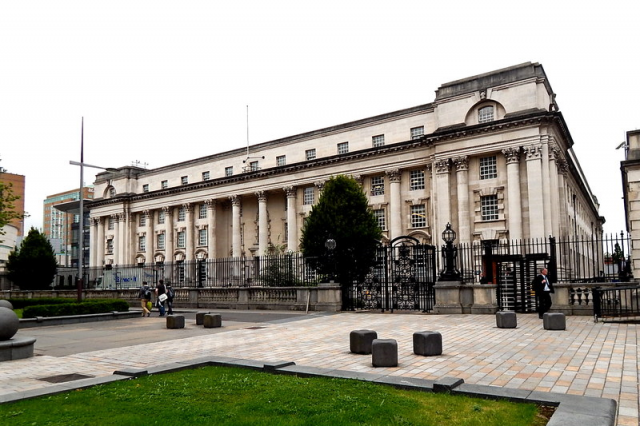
[0,366,550,425]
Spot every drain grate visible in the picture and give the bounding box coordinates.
[245,326,267,330]
[38,373,94,383]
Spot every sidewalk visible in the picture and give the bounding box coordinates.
[0,312,637,425]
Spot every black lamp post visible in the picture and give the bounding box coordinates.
[325,238,336,282]
[439,223,461,281]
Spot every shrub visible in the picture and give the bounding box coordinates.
[21,299,129,318]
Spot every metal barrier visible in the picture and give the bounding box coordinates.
[593,285,640,322]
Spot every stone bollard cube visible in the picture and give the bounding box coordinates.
[413,331,442,356]
[203,314,222,328]
[372,339,398,367]
[350,329,378,354]
[166,315,185,329]
[496,311,517,329]
[195,311,211,325]
[543,313,566,330]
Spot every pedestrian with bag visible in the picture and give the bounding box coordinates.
[532,267,554,319]
[138,281,152,317]
[155,279,167,317]
[166,282,175,315]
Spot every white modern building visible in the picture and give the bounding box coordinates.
[87,62,603,271]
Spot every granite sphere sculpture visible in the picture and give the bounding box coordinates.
[0,300,13,310]
[0,307,19,340]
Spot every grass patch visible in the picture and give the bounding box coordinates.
[0,366,550,425]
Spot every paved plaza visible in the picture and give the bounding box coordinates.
[0,311,638,425]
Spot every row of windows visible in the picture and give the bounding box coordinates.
[137,127,426,193]
[134,228,209,253]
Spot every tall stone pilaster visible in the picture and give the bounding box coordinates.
[502,147,523,241]
[453,156,470,244]
[386,168,402,240]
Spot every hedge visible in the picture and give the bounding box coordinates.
[6,298,77,309]
[21,299,130,318]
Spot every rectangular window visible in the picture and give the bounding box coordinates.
[478,106,494,123]
[106,239,113,254]
[303,187,314,205]
[161,180,168,189]
[276,155,286,166]
[181,176,188,185]
[139,235,146,252]
[199,229,207,246]
[225,166,233,177]
[480,156,497,180]
[411,126,424,140]
[373,209,386,230]
[158,210,165,224]
[305,149,316,161]
[371,176,385,196]
[139,213,146,227]
[410,170,425,190]
[249,161,259,172]
[481,195,499,221]
[157,233,165,250]
[372,134,385,147]
[337,142,349,154]
[178,206,186,222]
[108,217,115,230]
[411,204,427,228]
[202,171,210,181]
[142,184,149,193]
[177,231,186,248]
[199,204,207,219]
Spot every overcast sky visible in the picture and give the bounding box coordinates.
[1,1,637,236]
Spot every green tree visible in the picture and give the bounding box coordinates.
[7,227,57,290]
[300,175,382,286]
[0,180,25,237]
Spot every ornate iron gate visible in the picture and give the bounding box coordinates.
[344,236,436,312]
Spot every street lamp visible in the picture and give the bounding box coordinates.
[439,223,461,281]
[69,118,118,301]
[325,238,336,282]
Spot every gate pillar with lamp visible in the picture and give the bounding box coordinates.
[434,223,465,314]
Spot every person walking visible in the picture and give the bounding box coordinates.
[166,282,175,315]
[155,279,167,317]
[532,268,554,318]
[138,281,151,317]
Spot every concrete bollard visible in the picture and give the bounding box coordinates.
[413,331,442,356]
[203,314,222,328]
[372,339,398,367]
[496,311,517,328]
[350,330,378,354]
[166,315,185,329]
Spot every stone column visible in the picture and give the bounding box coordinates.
[144,210,153,263]
[164,206,174,262]
[524,145,545,239]
[453,156,470,245]
[184,203,194,261]
[230,195,242,257]
[502,147,523,241]
[557,160,569,237]
[256,191,268,255]
[89,217,98,267]
[386,168,402,240]
[284,186,297,251]
[114,213,124,265]
[541,136,552,237]
[435,159,452,237]
[96,217,105,267]
[549,145,561,238]
[123,208,131,265]
[206,199,216,259]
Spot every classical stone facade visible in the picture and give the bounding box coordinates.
[621,129,640,278]
[87,62,603,268]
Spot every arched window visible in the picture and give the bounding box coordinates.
[478,106,494,124]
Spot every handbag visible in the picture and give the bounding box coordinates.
[158,293,168,302]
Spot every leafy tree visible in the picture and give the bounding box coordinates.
[300,175,382,286]
[7,227,57,290]
[0,180,25,237]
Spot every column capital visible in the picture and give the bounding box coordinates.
[502,147,521,164]
[549,145,561,161]
[452,156,469,172]
[435,159,451,174]
[283,186,296,198]
[523,144,542,161]
[351,174,363,185]
[255,190,267,202]
[181,203,192,212]
[142,209,151,217]
[91,217,100,226]
[314,180,326,191]
[204,199,217,209]
[557,159,569,176]
[229,194,241,206]
[162,206,171,214]
[385,168,401,182]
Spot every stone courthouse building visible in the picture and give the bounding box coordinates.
[87,62,603,273]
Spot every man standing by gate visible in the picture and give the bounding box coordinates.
[532,268,554,318]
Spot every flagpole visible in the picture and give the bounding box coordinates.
[77,117,84,302]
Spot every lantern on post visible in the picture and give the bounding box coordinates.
[439,223,461,281]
